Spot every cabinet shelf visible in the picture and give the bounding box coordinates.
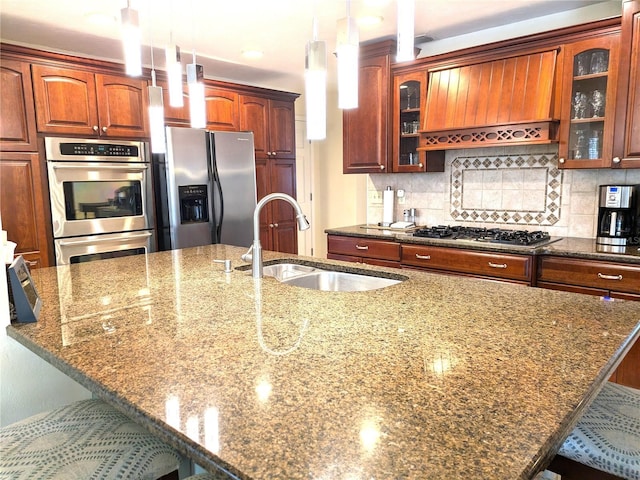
[401,133,420,138]
[570,117,605,124]
[401,108,421,114]
[573,71,609,81]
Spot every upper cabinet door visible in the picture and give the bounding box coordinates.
[205,87,239,131]
[31,64,99,136]
[0,59,38,151]
[558,33,620,168]
[613,0,640,168]
[239,95,269,158]
[96,73,149,138]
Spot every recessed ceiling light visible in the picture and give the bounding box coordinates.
[357,15,383,27]
[242,49,264,60]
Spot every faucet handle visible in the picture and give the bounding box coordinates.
[213,259,232,273]
[241,245,253,263]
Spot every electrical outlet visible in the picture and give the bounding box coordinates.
[370,191,383,204]
[398,195,406,205]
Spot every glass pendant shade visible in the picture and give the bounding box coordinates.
[120,5,142,76]
[396,0,415,62]
[187,62,206,129]
[336,16,359,110]
[165,44,184,107]
[305,39,327,140]
[148,84,166,154]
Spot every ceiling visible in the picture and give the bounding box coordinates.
[0,0,619,93]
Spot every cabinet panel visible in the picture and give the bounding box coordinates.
[0,152,52,267]
[402,244,532,282]
[31,64,98,135]
[613,0,640,167]
[205,87,238,131]
[96,73,148,137]
[0,59,38,151]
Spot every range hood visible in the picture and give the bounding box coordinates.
[418,47,560,150]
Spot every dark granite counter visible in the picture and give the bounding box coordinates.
[7,244,640,479]
[326,225,640,263]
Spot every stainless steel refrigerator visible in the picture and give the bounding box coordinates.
[154,127,257,250]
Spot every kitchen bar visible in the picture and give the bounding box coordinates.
[6,244,640,479]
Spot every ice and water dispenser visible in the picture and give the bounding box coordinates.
[179,185,209,223]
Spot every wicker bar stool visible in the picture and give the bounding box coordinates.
[0,398,182,479]
[548,382,640,480]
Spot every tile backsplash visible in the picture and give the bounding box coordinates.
[367,145,640,239]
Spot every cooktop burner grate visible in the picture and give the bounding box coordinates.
[413,226,552,245]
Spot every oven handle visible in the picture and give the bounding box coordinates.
[51,164,148,172]
[57,231,152,246]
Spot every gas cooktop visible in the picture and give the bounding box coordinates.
[413,225,555,246]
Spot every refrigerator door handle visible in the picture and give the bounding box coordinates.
[211,160,224,244]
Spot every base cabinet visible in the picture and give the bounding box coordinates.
[327,235,401,268]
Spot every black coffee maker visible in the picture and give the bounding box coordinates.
[596,185,640,247]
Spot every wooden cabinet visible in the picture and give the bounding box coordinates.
[31,64,149,138]
[240,94,298,254]
[0,152,52,268]
[343,40,395,174]
[537,255,640,388]
[402,244,533,284]
[558,32,620,168]
[327,234,401,268]
[0,59,38,152]
[613,0,640,168]
[391,70,444,173]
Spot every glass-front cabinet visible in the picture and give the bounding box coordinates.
[559,33,620,168]
[392,71,426,172]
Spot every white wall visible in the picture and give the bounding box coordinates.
[0,214,90,427]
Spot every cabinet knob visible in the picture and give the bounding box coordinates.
[93,125,99,132]
[558,158,565,164]
[269,223,274,228]
[274,223,279,228]
[380,165,385,170]
[418,163,423,168]
[102,126,108,132]
[612,157,621,164]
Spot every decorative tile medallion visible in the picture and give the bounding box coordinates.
[450,153,562,226]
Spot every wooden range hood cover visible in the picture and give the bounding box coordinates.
[419,48,559,150]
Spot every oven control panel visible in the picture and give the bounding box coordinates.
[59,143,140,157]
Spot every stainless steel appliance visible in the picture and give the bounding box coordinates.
[597,185,639,247]
[45,137,155,265]
[154,127,257,250]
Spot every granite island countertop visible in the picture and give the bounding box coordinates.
[7,244,640,480]
[326,224,640,263]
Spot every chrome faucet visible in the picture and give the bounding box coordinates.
[242,193,310,278]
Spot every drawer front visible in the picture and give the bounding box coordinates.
[327,235,401,261]
[402,244,532,282]
[538,256,640,295]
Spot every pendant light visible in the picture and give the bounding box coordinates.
[336,0,359,109]
[305,18,327,141]
[187,51,206,129]
[165,42,183,108]
[396,0,415,62]
[148,42,166,154]
[120,0,142,76]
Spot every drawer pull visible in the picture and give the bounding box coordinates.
[598,273,623,281]
[355,244,369,250]
[415,254,431,260]
[488,262,507,269]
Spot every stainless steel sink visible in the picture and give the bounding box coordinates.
[281,270,402,292]
[261,261,406,292]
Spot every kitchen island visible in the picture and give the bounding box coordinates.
[7,244,640,480]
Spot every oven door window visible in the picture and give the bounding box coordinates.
[63,181,143,220]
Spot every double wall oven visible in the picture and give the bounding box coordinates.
[45,137,155,265]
